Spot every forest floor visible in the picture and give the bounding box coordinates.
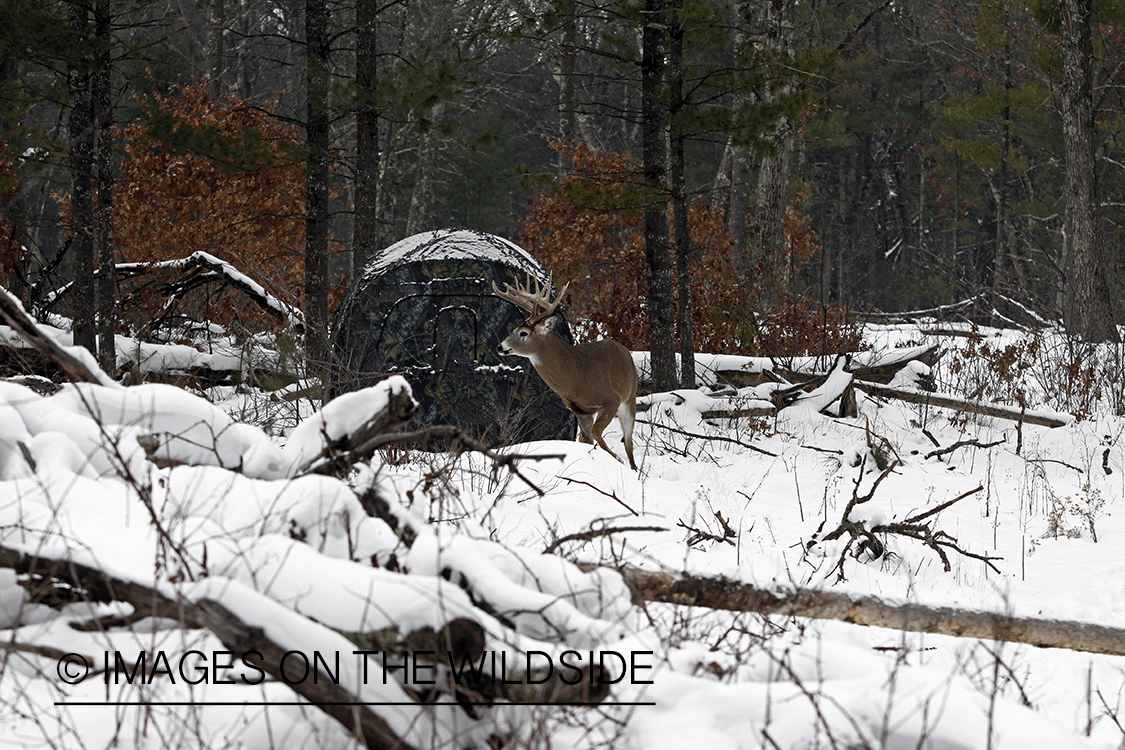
[2,320,1123,749]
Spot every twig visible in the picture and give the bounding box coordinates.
[560,475,639,516]
[637,418,777,456]
[543,525,667,555]
[1025,457,1084,474]
[306,424,564,497]
[902,485,984,525]
[800,444,843,456]
[925,438,1005,460]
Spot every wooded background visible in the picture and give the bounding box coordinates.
[1,0,1123,391]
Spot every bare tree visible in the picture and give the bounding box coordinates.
[641,0,676,391]
[305,0,331,371]
[1059,0,1116,342]
[67,0,96,355]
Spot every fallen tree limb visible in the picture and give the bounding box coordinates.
[855,382,1070,428]
[294,384,420,477]
[0,287,109,385]
[925,438,1006,461]
[1,538,604,748]
[191,598,422,750]
[313,424,565,497]
[709,343,941,389]
[612,565,1125,658]
[50,253,306,335]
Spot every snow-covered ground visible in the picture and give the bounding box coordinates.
[2,321,1125,749]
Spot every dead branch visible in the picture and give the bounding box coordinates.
[309,424,564,496]
[191,598,423,750]
[293,386,420,477]
[855,382,1069,428]
[101,253,306,335]
[560,475,639,515]
[809,478,997,581]
[637,418,778,457]
[0,287,108,384]
[700,405,776,420]
[544,525,668,555]
[678,510,738,547]
[611,564,1125,657]
[925,438,1006,461]
[710,343,941,389]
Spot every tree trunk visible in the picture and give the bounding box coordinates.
[557,0,577,174]
[208,0,225,98]
[354,0,378,277]
[67,0,96,356]
[94,0,115,373]
[750,0,795,302]
[641,0,676,392]
[305,0,331,373]
[405,103,443,237]
[0,55,28,302]
[1060,0,1116,342]
[616,565,1125,658]
[668,1,694,388]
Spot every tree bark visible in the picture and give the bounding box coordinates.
[0,55,29,303]
[208,0,225,98]
[668,0,694,388]
[1059,0,1116,341]
[641,0,677,392]
[750,0,795,302]
[405,102,443,237]
[93,0,115,373]
[557,0,577,174]
[615,565,1125,658]
[67,0,96,356]
[305,0,331,374]
[855,381,1069,428]
[354,0,379,277]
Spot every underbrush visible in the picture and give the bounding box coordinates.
[931,326,1125,420]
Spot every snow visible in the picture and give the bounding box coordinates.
[4,321,1125,749]
[361,229,547,281]
[282,375,415,474]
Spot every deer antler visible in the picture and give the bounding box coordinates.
[492,274,570,326]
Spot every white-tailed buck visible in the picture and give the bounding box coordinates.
[493,275,638,470]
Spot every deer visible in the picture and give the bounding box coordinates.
[493,275,638,470]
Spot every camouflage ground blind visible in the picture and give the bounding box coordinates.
[328,230,577,445]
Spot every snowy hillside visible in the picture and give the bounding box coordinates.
[2,319,1125,749]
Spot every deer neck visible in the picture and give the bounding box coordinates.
[528,332,574,387]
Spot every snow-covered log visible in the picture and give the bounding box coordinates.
[285,375,418,476]
[73,252,307,335]
[616,566,1125,657]
[686,343,941,389]
[0,286,114,386]
[856,381,1071,428]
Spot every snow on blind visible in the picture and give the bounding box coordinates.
[361,229,545,282]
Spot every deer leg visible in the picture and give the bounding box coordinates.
[590,407,623,463]
[575,413,595,444]
[617,401,637,470]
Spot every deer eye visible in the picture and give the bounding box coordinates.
[519,330,529,338]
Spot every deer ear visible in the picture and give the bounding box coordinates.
[536,315,560,334]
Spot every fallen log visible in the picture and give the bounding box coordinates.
[0,287,110,385]
[613,565,1125,658]
[855,382,1070,428]
[192,598,421,750]
[708,343,942,388]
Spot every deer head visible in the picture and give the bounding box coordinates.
[493,274,638,470]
